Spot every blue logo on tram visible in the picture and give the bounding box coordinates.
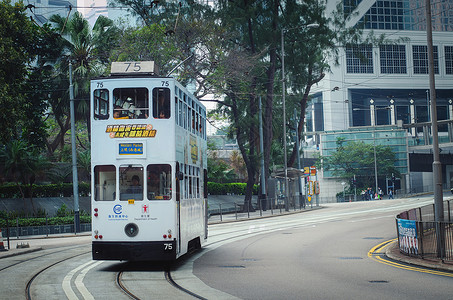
[113,204,122,214]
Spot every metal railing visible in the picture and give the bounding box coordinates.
[396,200,453,262]
[208,195,317,223]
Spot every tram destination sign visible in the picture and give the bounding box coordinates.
[119,143,143,155]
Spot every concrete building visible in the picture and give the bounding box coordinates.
[307,0,453,198]
[15,0,76,25]
[78,0,141,28]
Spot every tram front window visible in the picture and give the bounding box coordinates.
[94,89,109,120]
[119,165,144,201]
[94,165,116,201]
[153,88,170,119]
[147,164,172,200]
[113,88,149,119]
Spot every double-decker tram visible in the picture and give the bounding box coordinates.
[90,61,207,261]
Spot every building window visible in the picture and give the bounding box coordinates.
[361,0,405,30]
[413,45,439,74]
[396,106,410,124]
[346,44,374,73]
[379,45,407,74]
[446,46,453,75]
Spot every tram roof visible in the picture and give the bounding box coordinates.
[91,74,173,80]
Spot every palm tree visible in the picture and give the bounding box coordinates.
[45,13,119,157]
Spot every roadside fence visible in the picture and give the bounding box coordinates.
[396,200,453,262]
[208,195,318,223]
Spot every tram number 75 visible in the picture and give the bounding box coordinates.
[164,243,173,251]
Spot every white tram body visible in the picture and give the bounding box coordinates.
[90,62,207,261]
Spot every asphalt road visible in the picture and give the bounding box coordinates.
[1,196,452,299]
[193,197,453,300]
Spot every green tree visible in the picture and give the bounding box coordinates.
[318,138,400,189]
[0,140,50,213]
[207,152,236,183]
[45,12,118,157]
[0,0,47,146]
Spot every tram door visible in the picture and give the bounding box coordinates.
[176,162,181,254]
[204,169,208,239]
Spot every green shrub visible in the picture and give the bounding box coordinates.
[0,215,91,228]
[0,182,90,198]
[207,182,258,195]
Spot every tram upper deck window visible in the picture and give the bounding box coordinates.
[119,165,143,201]
[147,164,172,200]
[94,89,109,120]
[113,88,149,119]
[153,88,170,119]
[94,165,116,201]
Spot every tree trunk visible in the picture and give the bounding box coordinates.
[288,71,325,167]
[263,0,279,195]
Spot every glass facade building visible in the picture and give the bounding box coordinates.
[321,126,409,178]
[308,1,453,196]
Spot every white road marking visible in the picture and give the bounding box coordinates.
[62,260,101,300]
[75,261,103,300]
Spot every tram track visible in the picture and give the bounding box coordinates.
[25,250,90,300]
[116,266,208,299]
[0,244,88,272]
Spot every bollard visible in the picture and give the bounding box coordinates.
[219,203,222,222]
[0,228,7,251]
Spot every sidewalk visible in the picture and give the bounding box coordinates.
[207,205,321,224]
[386,240,453,272]
[0,232,91,259]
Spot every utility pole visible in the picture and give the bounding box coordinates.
[294,109,304,208]
[69,62,80,233]
[259,97,266,210]
[426,0,444,258]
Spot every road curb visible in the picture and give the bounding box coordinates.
[385,240,453,273]
[0,247,43,259]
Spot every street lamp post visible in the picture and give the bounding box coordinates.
[281,23,318,211]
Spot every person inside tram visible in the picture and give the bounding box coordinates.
[148,171,160,199]
[155,93,170,119]
[127,175,142,195]
[113,105,128,119]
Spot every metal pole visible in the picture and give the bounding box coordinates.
[425,0,444,257]
[294,109,304,209]
[69,62,80,233]
[373,106,378,195]
[426,89,430,122]
[281,28,289,212]
[259,97,266,210]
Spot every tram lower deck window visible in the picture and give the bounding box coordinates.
[147,164,172,200]
[119,165,144,201]
[94,165,116,201]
